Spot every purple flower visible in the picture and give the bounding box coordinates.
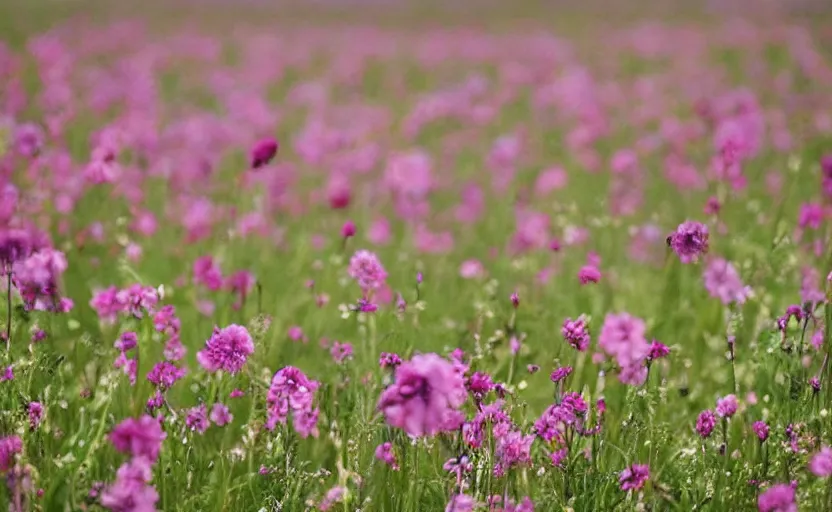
[193,256,223,291]
[757,484,797,512]
[197,324,254,375]
[753,421,770,442]
[648,340,670,360]
[0,228,33,268]
[115,332,138,352]
[185,405,210,434]
[379,352,402,370]
[618,463,650,491]
[809,446,832,477]
[494,430,535,476]
[153,305,180,335]
[109,415,166,462]
[716,395,738,418]
[146,362,186,390]
[100,457,159,512]
[598,313,650,386]
[348,250,387,294]
[703,258,751,305]
[562,316,591,352]
[318,485,346,511]
[375,442,399,470]
[0,436,22,473]
[668,221,709,263]
[446,494,476,512]
[266,366,320,435]
[28,401,43,430]
[696,410,716,438]
[341,221,356,238]
[13,123,44,158]
[377,353,467,437]
[550,448,568,468]
[578,265,601,285]
[330,341,353,364]
[550,366,573,383]
[0,365,13,382]
[250,137,279,169]
[209,403,233,427]
[467,372,494,399]
[510,292,520,308]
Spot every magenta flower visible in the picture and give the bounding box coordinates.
[193,256,223,291]
[250,137,279,169]
[348,250,387,294]
[341,221,356,239]
[185,405,210,434]
[716,395,738,418]
[100,457,159,512]
[0,365,13,382]
[668,221,709,263]
[379,352,402,370]
[318,486,346,511]
[467,372,495,400]
[809,446,832,477]
[266,366,320,437]
[618,463,650,491]
[696,410,716,438]
[494,430,535,476]
[114,332,138,352]
[109,415,166,462]
[446,494,476,512]
[377,353,467,437]
[374,442,399,470]
[197,324,254,375]
[753,421,770,442]
[146,362,186,390]
[703,258,751,305]
[0,436,22,473]
[598,313,650,385]
[550,366,573,383]
[578,265,601,285]
[562,316,591,352]
[330,341,354,364]
[209,403,233,427]
[28,401,43,430]
[648,340,670,360]
[757,484,797,512]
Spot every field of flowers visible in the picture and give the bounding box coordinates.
[1,3,832,511]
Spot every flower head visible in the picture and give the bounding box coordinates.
[696,410,716,438]
[716,395,738,418]
[109,415,166,462]
[619,463,650,491]
[668,221,709,263]
[348,250,387,294]
[250,137,278,169]
[197,325,254,375]
[757,484,797,512]
[809,446,832,478]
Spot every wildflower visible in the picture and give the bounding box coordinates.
[0,365,13,382]
[446,494,476,512]
[757,484,797,512]
[648,340,670,360]
[0,436,22,473]
[266,366,320,436]
[494,430,535,476]
[341,221,356,239]
[13,123,44,158]
[146,392,164,412]
[230,389,245,399]
[348,250,387,294]
[716,395,738,418]
[163,336,186,361]
[100,457,159,512]
[355,298,378,313]
[378,353,467,437]
[534,392,589,443]
[250,137,278,169]
[146,362,186,390]
[696,410,716,438]
[619,463,650,491]
[578,265,601,285]
[330,341,354,364]
[598,313,650,385]
[510,292,520,308]
[550,366,573,383]
[28,402,43,430]
[225,270,255,309]
[318,485,346,511]
[810,377,821,393]
[374,442,399,470]
[193,256,223,291]
[562,316,591,352]
[459,259,485,279]
[379,352,402,370]
[210,403,233,427]
[753,421,770,442]
[185,405,209,434]
[550,448,568,467]
[468,372,494,400]
[668,221,709,263]
[809,447,832,477]
[115,332,138,352]
[703,258,751,305]
[197,325,254,375]
[527,364,540,374]
[153,305,180,335]
[109,415,166,462]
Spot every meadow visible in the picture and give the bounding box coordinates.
[1,3,832,511]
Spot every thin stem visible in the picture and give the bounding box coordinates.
[6,270,11,352]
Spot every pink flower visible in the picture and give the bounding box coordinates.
[197,325,254,375]
[193,256,223,291]
[562,316,591,352]
[696,410,716,438]
[757,484,797,512]
[619,463,649,491]
[109,415,166,462]
[494,430,535,476]
[446,494,476,512]
[185,405,209,434]
[578,265,601,285]
[330,341,354,364]
[377,353,467,437]
[0,436,22,473]
[809,446,832,477]
[250,137,278,169]
[716,395,738,418]
[703,258,751,305]
[100,457,159,512]
[375,442,399,470]
[348,250,387,294]
[266,366,320,438]
[598,313,650,385]
[318,486,346,511]
[209,403,233,427]
[28,401,44,430]
[459,259,485,279]
[668,221,709,263]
